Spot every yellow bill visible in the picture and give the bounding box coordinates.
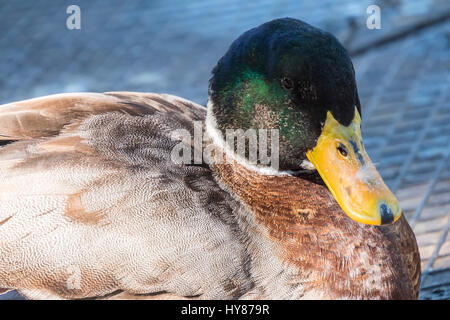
[306,108,401,226]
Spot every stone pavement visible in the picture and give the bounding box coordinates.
[0,0,449,299]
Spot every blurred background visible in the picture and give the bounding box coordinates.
[0,0,449,299]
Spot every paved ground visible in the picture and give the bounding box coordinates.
[0,0,449,299]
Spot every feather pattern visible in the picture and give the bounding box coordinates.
[0,92,420,299]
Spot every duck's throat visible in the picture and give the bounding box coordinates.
[211,158,338,237]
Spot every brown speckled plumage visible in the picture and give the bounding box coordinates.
[213,160,420,299]
[0,92,420,299]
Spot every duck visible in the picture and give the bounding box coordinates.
[0,18,420,300]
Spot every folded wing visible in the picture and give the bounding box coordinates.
[0,92,251,299]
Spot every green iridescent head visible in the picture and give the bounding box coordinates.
[208,18,361,171]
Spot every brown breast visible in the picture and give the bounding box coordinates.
[212,160,421,299]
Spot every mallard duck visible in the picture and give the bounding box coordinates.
[0,18,420,300]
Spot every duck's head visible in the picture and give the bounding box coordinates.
[207,18,401,226]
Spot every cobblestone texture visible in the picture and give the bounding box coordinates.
[0,0,449,300]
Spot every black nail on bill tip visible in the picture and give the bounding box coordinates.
[380,203,394,225]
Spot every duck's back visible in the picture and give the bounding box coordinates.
[0,92,255,299]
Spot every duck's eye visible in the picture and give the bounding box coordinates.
[337,143,348,157]
[281,77,294,90]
